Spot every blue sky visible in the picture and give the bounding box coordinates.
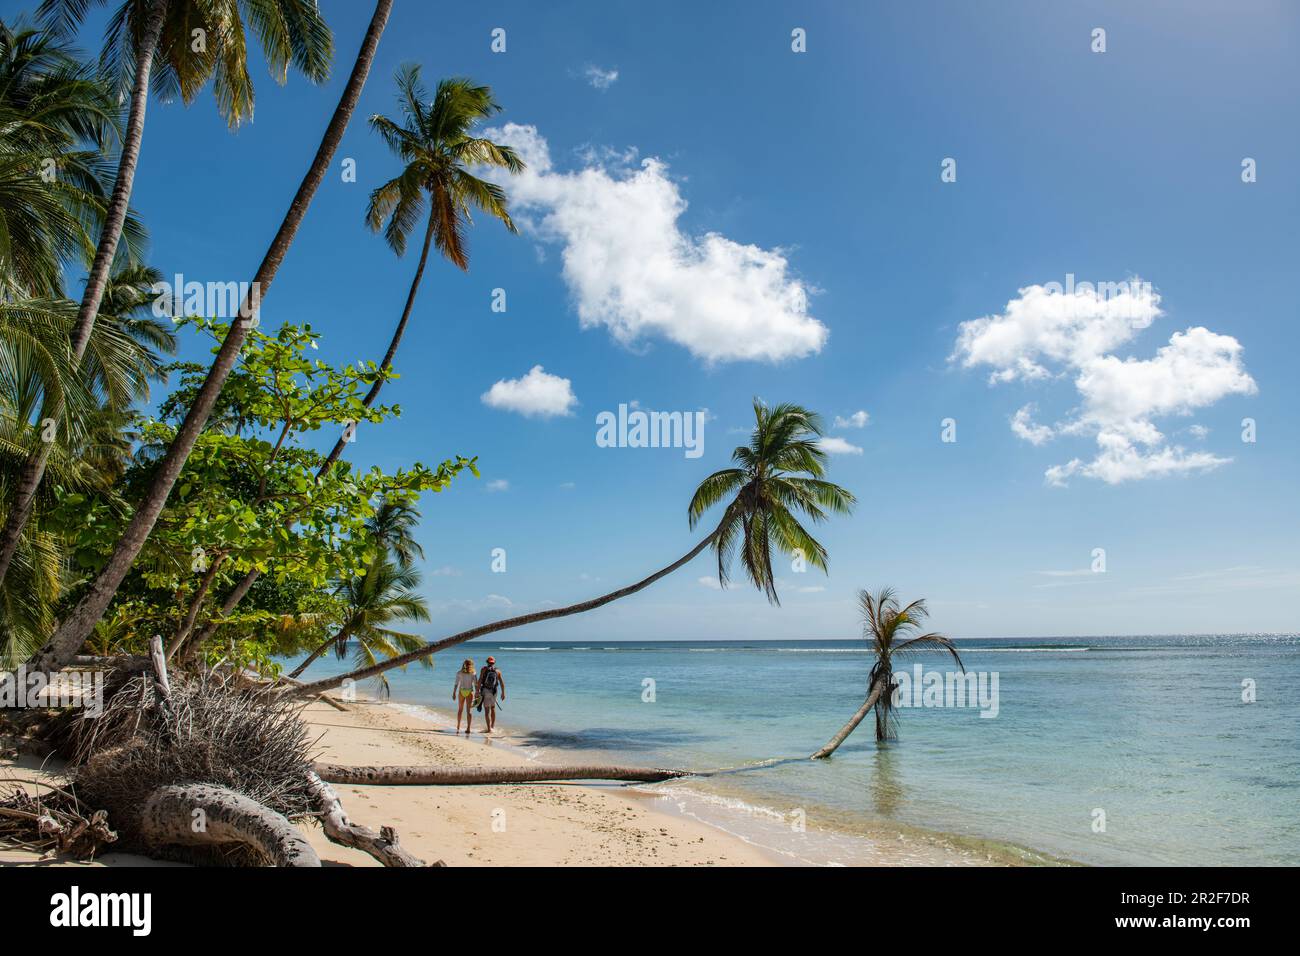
[27,0,1300,638]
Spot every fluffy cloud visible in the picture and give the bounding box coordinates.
[818,436,863,455]
[834,410,870,428]
[1010,405,1054,446]
[584,65,618,90]
[483,123,827,364]
[954,284,1256,485]
[481,365,577,418]
[954,280,1162,383]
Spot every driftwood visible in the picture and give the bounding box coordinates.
[0,782,117,859]
[138,783,320,867]
[304,770,437,866]
[314,763,693,786]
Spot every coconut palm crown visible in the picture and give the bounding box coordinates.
[688,400,854,604]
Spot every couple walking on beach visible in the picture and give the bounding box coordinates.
[452,656,506,735]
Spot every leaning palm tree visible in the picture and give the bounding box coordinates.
[149,68,518,661]
[324,66,521,462]
[0,0,335,592]
[287,556,431,695]
[290,401,856,699]
[30,0,395,675]
[811,588,964,759]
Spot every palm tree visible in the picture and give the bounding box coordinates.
[321,66,521,464]
[811,588,964,759]
[287,556,431,694]
[0,265,175,584]
[30,0,393,676]
[0,0,335,592]
[0,20,149,298]
[364,496,424,570]
[163,65,521,658]
[290,401,856,699]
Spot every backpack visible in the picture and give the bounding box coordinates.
[480,665,499,694]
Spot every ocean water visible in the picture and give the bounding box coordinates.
[291,635,1300,866]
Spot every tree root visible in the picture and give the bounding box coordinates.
[138,783,320,867]
[313,763,692,786]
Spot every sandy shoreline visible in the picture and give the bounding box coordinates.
[1,696,775,867]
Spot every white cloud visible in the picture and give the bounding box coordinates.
[481,365,577,418]
[955,283,1256,485]
[698,576,722,589]
[485,479,510,492]
[428,565,462,577]
[584,65,619,90]
[833,410,870,429]
[953,280,1162,384]
[1010,404,1054,446]
[1188,423,1209,439]
[818,436,863,455]
[483,123,827,364]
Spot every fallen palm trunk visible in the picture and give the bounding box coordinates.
[314,763,693,786]
[138,783,319,867]
[305,770,436,866]
[811,680,885,759]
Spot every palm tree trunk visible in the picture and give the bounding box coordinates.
[810,679,885,759]
[26,0,395,676]
[289,527,723,699]
[313,763,691,786]
[326,206,437,463]
[190,208,440,656]
[0,0,170,589]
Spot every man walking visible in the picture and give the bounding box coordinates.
[477,656,506,734]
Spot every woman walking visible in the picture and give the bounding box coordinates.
[452,659,478,734]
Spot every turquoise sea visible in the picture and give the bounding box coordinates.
[291,634,1300,866]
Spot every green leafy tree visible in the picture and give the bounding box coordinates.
[32,0,396,673]
[49,318,473,664]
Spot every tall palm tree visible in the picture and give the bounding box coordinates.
[287,556,431,693]
[324,66,521,463]
[0,0,335,592]
[0,20,149,298]
[811,588,964,758]
[30,0,393,676]
[0,265,175,581]
[0,275,173,663]
[174,66,522,654]
[290,401,856,699]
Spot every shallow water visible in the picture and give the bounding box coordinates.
[291,635,1300,866]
